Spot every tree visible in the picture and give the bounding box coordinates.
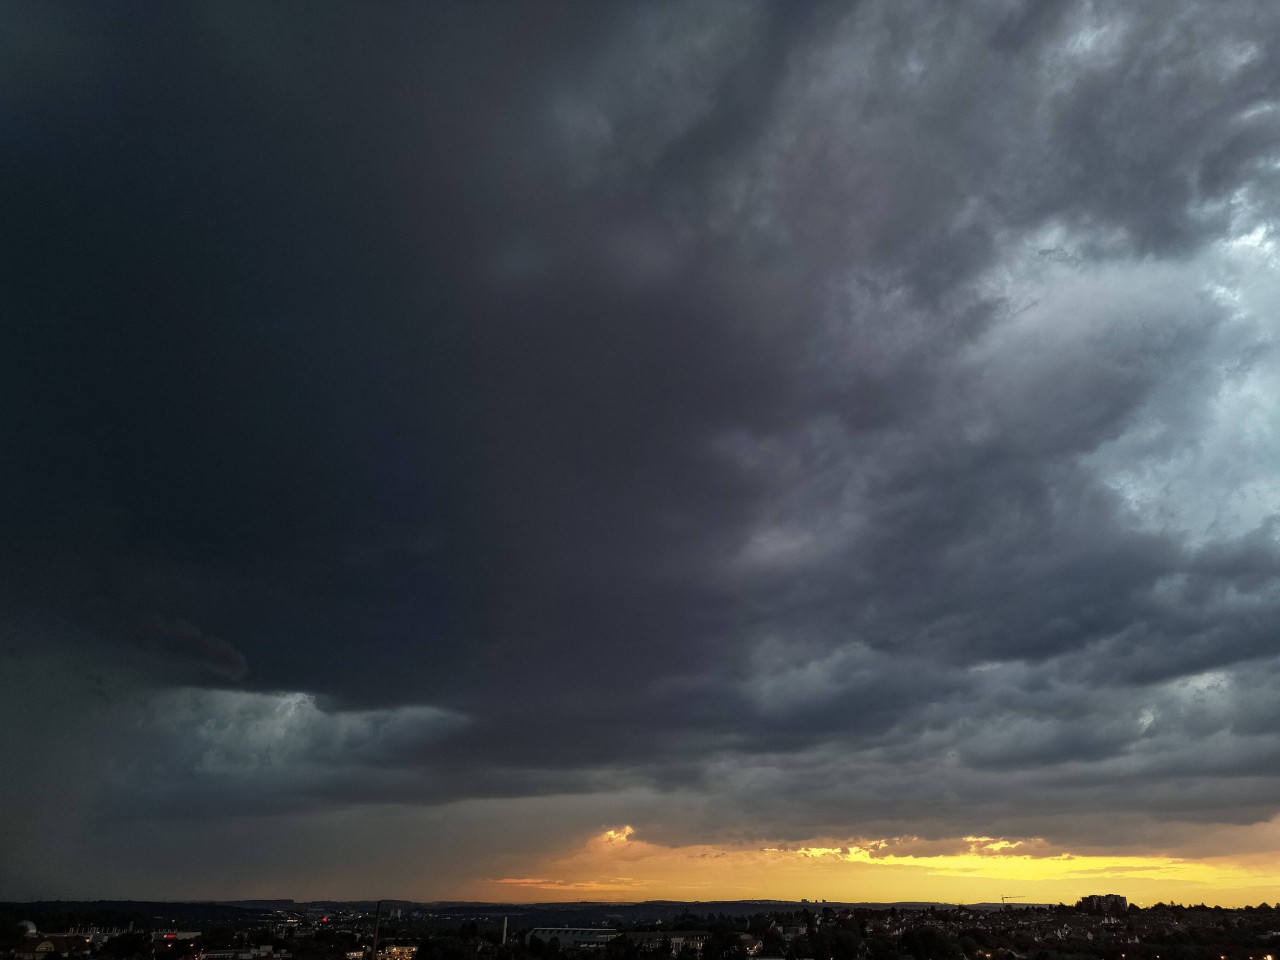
[100,933,151,960]
[702,930,746,960]
[899,929,961,960]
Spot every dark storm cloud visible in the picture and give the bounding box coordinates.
[5,0,1280,894]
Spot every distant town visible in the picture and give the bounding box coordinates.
[4,897,1278,960]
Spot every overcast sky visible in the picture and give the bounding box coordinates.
[5,0,1280,906]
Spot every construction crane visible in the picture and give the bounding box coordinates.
[1001,895,1025,905]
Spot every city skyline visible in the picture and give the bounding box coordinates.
[4,2,1280,908]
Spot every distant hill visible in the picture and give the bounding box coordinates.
[219,901,297,909]
[1,898,1053,928]
[2,901,269,926]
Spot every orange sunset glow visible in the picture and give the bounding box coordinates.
[476,823,1280,906]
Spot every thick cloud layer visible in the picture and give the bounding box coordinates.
[4,0,1280,898]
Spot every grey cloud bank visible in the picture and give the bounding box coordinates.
[3,0,1280,897]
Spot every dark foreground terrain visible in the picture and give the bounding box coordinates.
[4,899,1278,960]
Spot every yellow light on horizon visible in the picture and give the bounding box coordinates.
[475,822,1280,907]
